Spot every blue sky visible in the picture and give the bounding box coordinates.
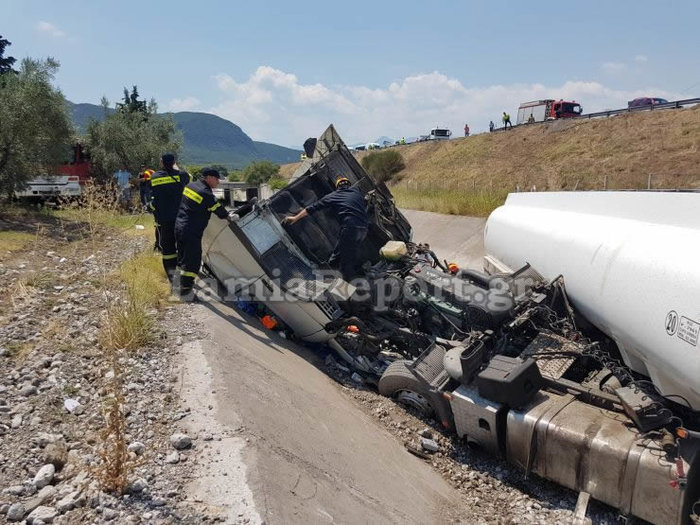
[4,0,699,146]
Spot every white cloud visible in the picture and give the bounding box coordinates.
[634,55,648,63]
[36,21,65,38]
[167,96,201,112]
[205,66,681,146]
[601,61,626,72]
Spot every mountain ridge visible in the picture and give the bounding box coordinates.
[69,102,300,169]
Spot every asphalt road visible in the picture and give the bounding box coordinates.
[180,209,486,524]
[401,209,486,269]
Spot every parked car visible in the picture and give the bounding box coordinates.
[627,97,668,108]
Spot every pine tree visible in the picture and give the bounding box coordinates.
[0,35,18,75]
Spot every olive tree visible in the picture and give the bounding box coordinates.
[85,89,182,179]
[0,57,73,196]
[243,161,280,184]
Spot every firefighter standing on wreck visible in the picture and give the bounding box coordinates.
[174,167,230,301]
[148,153,190,282]
[282,176,369,281]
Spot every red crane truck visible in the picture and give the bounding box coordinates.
[516,99,582,124]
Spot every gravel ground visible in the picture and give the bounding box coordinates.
[0,212,220,524]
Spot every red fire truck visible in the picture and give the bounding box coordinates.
[516,99,582,124]
[14,143,92,203]
[54,143,91,185]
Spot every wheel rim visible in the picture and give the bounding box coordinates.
[396,389,432,414]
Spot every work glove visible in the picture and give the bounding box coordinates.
[227,211,240,222]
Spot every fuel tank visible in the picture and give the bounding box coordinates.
[484,191,700,410]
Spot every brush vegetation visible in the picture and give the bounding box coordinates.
[361,149,405,183]
[391,187,509,217]
[99,251,169,352]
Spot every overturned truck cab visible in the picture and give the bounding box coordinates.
[201,125,699,524]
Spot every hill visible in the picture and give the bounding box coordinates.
[382,106,700,192]
[68,103,300,169]
[281,106,700,215]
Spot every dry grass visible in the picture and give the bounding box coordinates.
[7,270,53,309]
[98,250,169,353]
[279,161,302,179]
[119,252,170,308]
[0,231,36,253]
[95,250,167,493]
[278,107,700,214]
[53,208,154,238]
[6,341,35,360]
[385,106,700,192]
[96,350,129,494]
[392,187,509,217]
[98,294,155,353]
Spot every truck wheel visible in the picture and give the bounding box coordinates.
[378,360,434,416]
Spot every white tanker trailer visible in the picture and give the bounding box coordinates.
[481,191,700,523]
[484,191,700,411]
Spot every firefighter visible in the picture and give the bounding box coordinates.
[282,176,369,281]
[139,165,155,208]
[140,166,158,251]
[148,153,189,281]
[174,167,230,301]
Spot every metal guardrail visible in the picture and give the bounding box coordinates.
[577,97,700,119]
[491,97,700,132]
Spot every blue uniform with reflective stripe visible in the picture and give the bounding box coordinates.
[306,186,369,280]
[174,180,228,298]
[148,168,190,280]
[148,169,190,223]
[175,180,228,239]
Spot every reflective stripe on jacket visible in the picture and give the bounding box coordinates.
[149,169,190,222]
[175,180,228,238]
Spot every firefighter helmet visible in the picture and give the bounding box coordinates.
[335,176,350,188]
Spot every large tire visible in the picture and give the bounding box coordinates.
[378,360,434,416]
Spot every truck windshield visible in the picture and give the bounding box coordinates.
[432,129,449,137]
[561,103,582,114]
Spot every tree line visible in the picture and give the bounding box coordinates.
[0,36,288,199]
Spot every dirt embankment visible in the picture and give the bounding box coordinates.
[281,106,700,192]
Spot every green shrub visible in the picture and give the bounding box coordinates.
[243,161,280,184]
[185,165,203,180]
[361,150,405,183]
[268,176,288,190]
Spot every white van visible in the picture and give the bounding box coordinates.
[428,127,451,140]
